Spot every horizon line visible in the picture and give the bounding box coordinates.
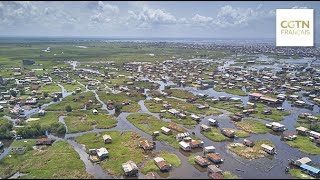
[0,36,275,40]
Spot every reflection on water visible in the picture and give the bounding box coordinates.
[193,164,207,173]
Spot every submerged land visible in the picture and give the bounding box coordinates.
[0,38,319,179]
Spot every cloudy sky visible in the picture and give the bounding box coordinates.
[0,1,319,39]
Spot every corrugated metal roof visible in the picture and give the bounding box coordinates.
[300,164,320,174]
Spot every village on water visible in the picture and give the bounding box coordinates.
[0,38,319,179]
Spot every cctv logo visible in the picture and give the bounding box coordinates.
[276,9,314,47]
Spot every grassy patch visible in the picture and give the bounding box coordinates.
[75,131,151,176]
[285,135,320,155]
[214,86,246,96]
[228,139,274,159]
[184,125,196,130]
[187,154,197,165]
[202,128,227,142]
[164,98,221,115]
[64,110,117,133]
[97,90,145,105]
[223,171,239,179]
[0,140,92,179]
[45,91,101,111]
[200,100,243,113]
[121,103,141,113]
[60,83,83,92]
[141,151,181,174]
[144,100,163,113]
[0,117,9,125]
[289,169,315,179]
[223,128,250,138]
[249,103,291,122]
[204,109,223,116]
[163,89,193,99]
[29,112,61,127]
[127,113,184,149]
[37,84,61,95]
[234,119,271,134]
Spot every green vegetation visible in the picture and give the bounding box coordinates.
[223,171,239,179]
[64,110,117,133]
[121,103,141,112]
[37,84,61,94]
[228,139,274,159]
[249,103,291,122]
[141,151,181,174]
[75,131,150,176]
[65,105,72,112]
[147,90,165,98]
[129,81,159,89]
[0,117,13,139]
[234,119,271,134]
[127,113,184,149]
[45,91,101,111]
[99,90,145,104]
[214,86,246,96]
[221,128,250,138]
[16,123,46,139]
[106,78,131,87]
[60,83,83,92]
[29,112,66,135]
[144,99,163,113]
[199,100,243,113]
[202,128,227,142]
[163,89,193,99]
[145,97,222,116]
[187,154,197,165]
[0,140,92,179]
[285,135,320,155]
[234,129,250,138]
[297,115,320,124]
[289,169,315,179]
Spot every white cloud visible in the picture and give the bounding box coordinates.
[215,5,254,27]
[191,14,213,24]
[0,1,38,25]
[213,5,274,28]
[98,1,119,13]
[90,13,111,24]
[87,1,119,13]
[128,6,177,28]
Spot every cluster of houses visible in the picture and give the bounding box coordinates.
[88,135,112,163]
[296,126,320,146]
[265,122,287,132]
[121,55,320,112]
[121,155,173,176]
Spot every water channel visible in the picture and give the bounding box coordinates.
[2,59,320,179]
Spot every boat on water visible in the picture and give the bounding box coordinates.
[0,141,3,148]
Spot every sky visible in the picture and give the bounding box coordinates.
[0,1,319,39]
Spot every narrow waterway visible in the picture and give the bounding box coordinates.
[2,59,319,179]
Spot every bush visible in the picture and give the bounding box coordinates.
[16,123,46,139]
[48,122,66,135]
[0,122,14,139]
[65,105,72,112]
